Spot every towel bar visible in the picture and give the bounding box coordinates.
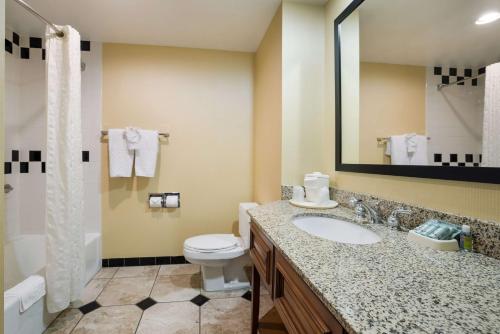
[100,130,169,138]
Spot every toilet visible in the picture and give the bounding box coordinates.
[183,203,258,291]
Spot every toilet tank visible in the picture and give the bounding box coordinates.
[239,203,258,249]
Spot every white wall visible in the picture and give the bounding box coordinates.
[4,30,102,242]
[426,67,484,166]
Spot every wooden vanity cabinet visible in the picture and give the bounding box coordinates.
[250,221,346,334]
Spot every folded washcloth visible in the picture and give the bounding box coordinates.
[108,129,134,177]
[405,133,417,153]
[124,127,141,150]
[408,135,429,166]
[5,275,46,313]
[134,129,159,177]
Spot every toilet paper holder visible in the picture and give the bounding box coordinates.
[149,193,181,208]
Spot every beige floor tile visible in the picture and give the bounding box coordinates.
[71,279,110,308]
[44,308,82,334]
[114,265,159,278]
[93,267,118,279]
[259,294,273,318]
[200,298,252,334]
[151,274,201,302]
[136,302,199,334]
[159,264,200,276]
[97,276,155,306]
[72,305,142,334]
[201,288,249,300]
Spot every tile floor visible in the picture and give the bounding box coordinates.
[44,264,273,334]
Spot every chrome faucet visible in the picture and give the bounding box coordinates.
[387,208,412,230]
[350,197,382,224]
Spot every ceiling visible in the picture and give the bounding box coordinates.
[6,0,291,52]
[355,0,500,68]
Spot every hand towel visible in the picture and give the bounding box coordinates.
[408,135,429,165]
[387,135,410,165]
[124,127,141,150]
[134,129,159,177]
[108,129,134,177]
[5,275,46,313]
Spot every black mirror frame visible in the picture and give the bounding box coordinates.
[334,0,500,184]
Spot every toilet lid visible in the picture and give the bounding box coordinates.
[184,234,239,252]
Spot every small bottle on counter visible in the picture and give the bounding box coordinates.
[460,225,473,252]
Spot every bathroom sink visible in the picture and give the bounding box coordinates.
[292,216,381,245]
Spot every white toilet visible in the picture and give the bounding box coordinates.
[183,203,258,291]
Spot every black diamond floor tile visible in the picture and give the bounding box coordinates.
[190,294,210,307]
[79,301,101,314]
[241,290,251,301]
[136,297,157,311]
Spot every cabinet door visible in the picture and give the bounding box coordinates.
[274,251,344,334]
[250,222,274,293]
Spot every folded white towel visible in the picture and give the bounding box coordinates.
[108,129,134,177]
[405,133,418,153]
[386,135,411,165]
[408,135,429,165]
[5,275,46,313]
[124,127,141,150]
[134,129,159,177]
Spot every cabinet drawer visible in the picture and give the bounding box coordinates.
[274,250,343,334]
[250,222,273,289]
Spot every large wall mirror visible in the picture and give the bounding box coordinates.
[335,0,500,184]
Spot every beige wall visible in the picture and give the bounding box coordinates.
[253,6,282,204]
[282,2,326,185]
[322,0,500,222]
[102,44,254,257]
[1,0,4,325]
[359,62,426,164]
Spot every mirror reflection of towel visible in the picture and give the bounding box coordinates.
[408,135,428,166]
[386,134,428,165]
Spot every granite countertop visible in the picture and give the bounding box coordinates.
[248,201,500,334]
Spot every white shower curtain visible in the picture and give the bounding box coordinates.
[45,25,85,313]
[482,63,500,168]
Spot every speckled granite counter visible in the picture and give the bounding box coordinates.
[248,201,500,334]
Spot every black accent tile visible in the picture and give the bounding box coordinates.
[79,301,101,315]
[82,150,90,162]
[156,256,171,265]
[480,154,482,162]
[472,78,478,86]
[5,39,12,54]
[450,154,458,163]
[4,162,12,174]
[190,294,209,307]
[29,150,42,162]
[140,257,156,266]
[442,162,450,166]
[20,47,29,59]
[473,163,480,167]
[124,258,141,266]
[241,291,251,301]
[20,162,29,173]
[465,154,473,163]
[136,297,157,311]
[464,68,472,77]
[458,162,466,167]
[433,67,442,75]
[108,258,124,267]
[42,49,46,60]
[13,32,19,46]
[457,76,464,86]
[102,259,109,267]
[80,40,91,51]
[441,76,449,85]
[479,67,486,75]
[29,37,42,48]
[434,154,442,163]
[41,162,46,173]
[449,68,457,76]
[12,150,19,162]
[171,256,186,264]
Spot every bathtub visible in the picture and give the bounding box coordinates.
[4,233,101,334]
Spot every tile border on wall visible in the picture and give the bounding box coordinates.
[102,256,189,267]
[281,185,500,260]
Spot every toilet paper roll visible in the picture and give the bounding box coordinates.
[165,195,179,208]
[149,196,163,208]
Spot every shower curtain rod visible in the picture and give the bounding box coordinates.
[12,0,64,37]
[437,73,485,90]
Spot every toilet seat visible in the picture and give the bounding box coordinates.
[184,234,240,253]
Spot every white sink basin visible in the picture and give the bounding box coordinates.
[292,216,382,245]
